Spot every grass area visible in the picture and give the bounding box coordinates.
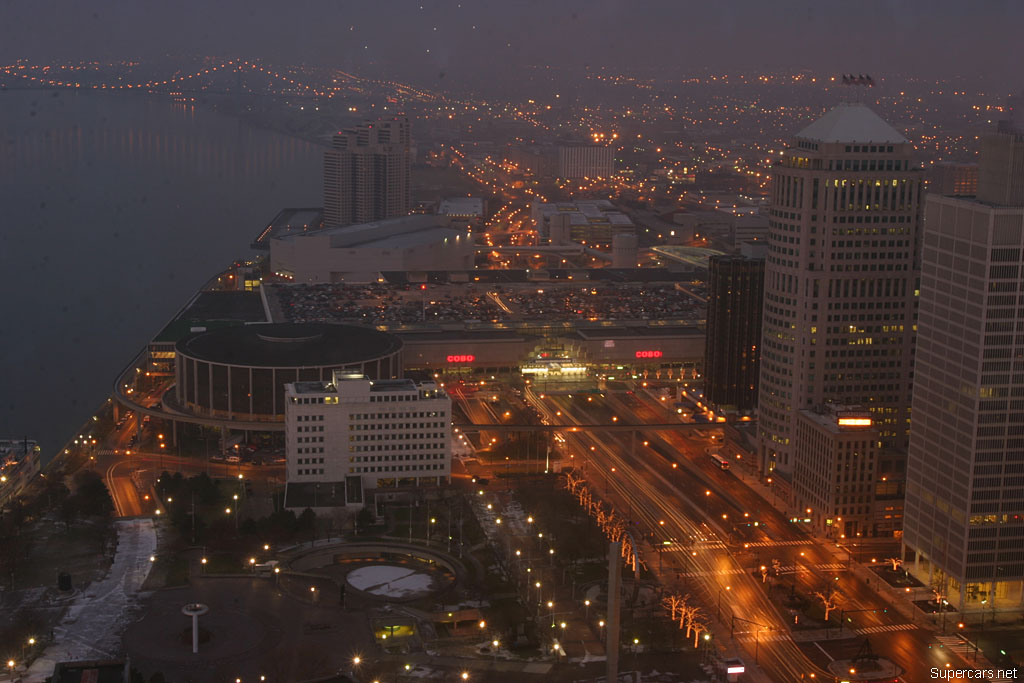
[14,517,114,590]
[203,552,244,574]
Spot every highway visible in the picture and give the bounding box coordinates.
[513,385,966,683]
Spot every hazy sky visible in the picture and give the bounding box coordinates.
[2,0,1022,91]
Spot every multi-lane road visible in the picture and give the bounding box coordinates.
[456,383,979,682]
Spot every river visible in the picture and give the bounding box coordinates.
[0,90,323,462]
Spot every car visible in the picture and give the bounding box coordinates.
[225,454,241,463]
[209,454,225,462]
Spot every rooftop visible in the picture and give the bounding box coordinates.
[795,103,907,144]
[274,215,466,250]
[439,197,485,216]
[153,291,267,343]
[176,323,402,367]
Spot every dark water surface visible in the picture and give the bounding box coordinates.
[0,90,321,462]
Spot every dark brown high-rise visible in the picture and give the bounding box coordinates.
[704,254,764,412]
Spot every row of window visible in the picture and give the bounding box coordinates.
[297,415,324,422]
[292,396,340,405]
[354,464,445,473]
[349,433,445,442]
[350,422,445,431]
[352,411,446,419]
[352,454,444,463]
[350,443,445,453]
[369,394,421,402]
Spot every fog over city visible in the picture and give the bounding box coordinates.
[2,0,1023,92]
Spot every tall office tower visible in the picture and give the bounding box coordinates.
[324,117,411,227]
[704,253,765,413]
[904,97,1024,609]
[757,104,923,483]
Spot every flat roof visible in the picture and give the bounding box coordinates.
[575,326,702,340]
[274,215,461,250]
[176,323,402,367]
[153,291,267,343]
[252,207,324,248]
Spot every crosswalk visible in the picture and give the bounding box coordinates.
[854,622,916,635]
[934,636,1018,682]
[744,539,812,547]
[736,632,791,644]
[936,634,977,656]
[674,563,848,579]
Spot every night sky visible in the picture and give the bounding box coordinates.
[2,0,1022,90]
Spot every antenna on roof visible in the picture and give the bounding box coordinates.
[839,74,875,104]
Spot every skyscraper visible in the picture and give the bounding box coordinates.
[704,252,765,413]
[757,104,923,487]
[904,98,1024,609]
[324,117,412,227]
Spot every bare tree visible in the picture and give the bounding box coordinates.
[680,604,703,638]
[691,617,708,648]
[661,593,689,622]
[814,587,843,622]
[931,572,948,606]
[885,557,902,572]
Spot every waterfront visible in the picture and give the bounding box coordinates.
[0,90,323,462]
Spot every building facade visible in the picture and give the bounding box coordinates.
[793,405,879,538]
[284,372,451,511]
[704,255,764,413]
[324,118,412,227]
[557,145,614,179]
[757,103,923,482]
[904,105,1024,610]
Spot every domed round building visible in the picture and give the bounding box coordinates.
[174,323,403,422]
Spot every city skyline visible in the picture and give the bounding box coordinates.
[4,6,1024,682]
[1,1,1024,93]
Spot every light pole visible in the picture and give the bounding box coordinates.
[717,585,731,621]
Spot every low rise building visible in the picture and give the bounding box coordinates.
[283,371,451,512]
[532,200,633,245]
[270,215,473,283]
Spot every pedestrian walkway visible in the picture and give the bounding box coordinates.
[22,518,157,682]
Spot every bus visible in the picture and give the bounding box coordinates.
[709,453,731,470]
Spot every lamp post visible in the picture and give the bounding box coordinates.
[717,585,731,621]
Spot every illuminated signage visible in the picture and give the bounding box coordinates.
[726,665,746,674]
[635,350,663,359]
[837,417,872,426]
[447,354,476,363]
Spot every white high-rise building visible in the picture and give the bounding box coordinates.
[904,99,1024,609]
[282,371,451,511]
[757,103,923,489]
[324,118,412,227]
